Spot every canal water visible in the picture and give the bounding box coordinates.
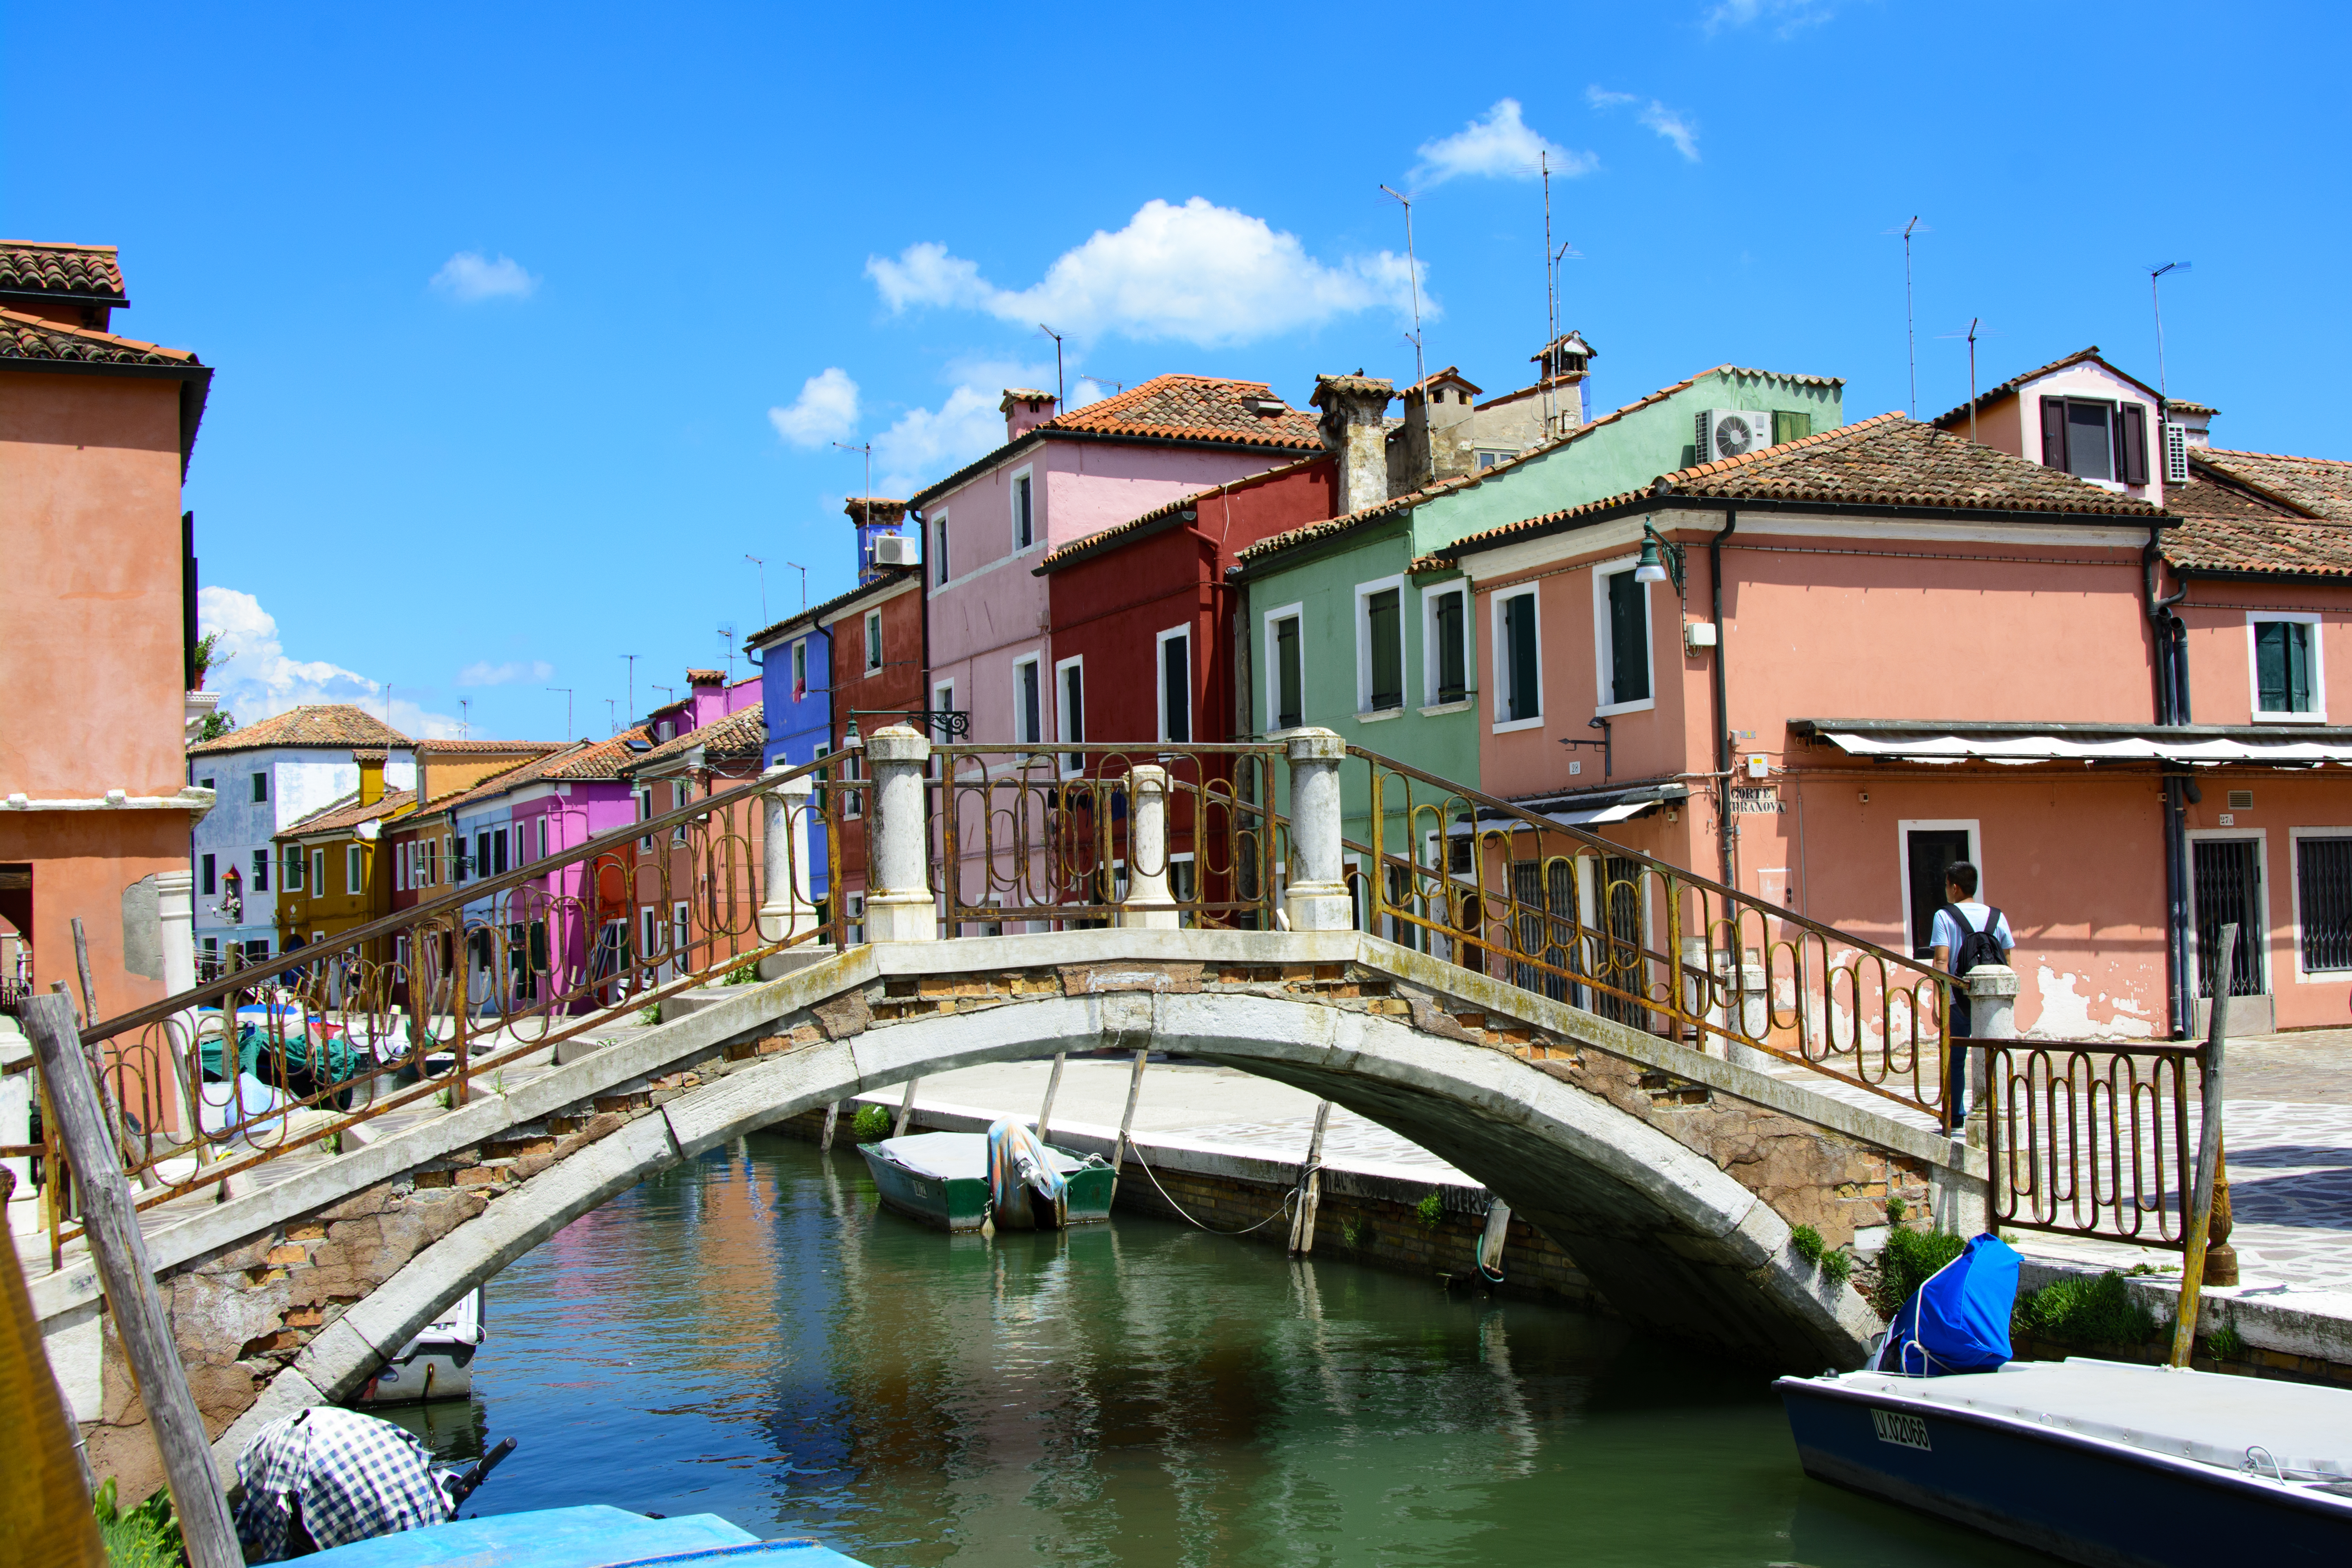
[387,1133,2042,1567]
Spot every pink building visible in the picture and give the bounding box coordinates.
[1441,404,2352,1042]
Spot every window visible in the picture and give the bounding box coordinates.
[934,511,950,586]
[1056,656,1086,771]
[2250,615,2323,719]
[672,900,691,962]
[347,845,363,892]
[637,788,655,850]
[1495,588,1541,727]
[252,772,269,803]
[1475,450,1511,470]
[312,848,325,891]
[844,890,866,945]
[1013,655,1042,746]
[475,831,491,879]
[198,776,214,794]
[839,749,864,818]
[1424,587,1467,706]
[1595,566,1652,712]
[394,846,406,893]
[670,782,690,845]
[1357,578,1405,715]
[536,815,550,860]
[933,680,956,733]
[2039,397,2149,486]
[251,848,270,893]
[201,853,215,895]
[641,905,663,965]
[1157,626,1191,743]
[791,639,809,702]
[1772,410,1812,445]
[1265,604,1303,732]
[655,720,674,742]
[2297,834,2352,974]
[864,609,883,673]
[1011,469,1035,551]
[493,828,509,875]
[283,849,301,891]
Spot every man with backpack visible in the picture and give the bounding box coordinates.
[1931,860,2013,1114]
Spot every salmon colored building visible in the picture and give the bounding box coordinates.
[1442,409,2352,1043]
[0,241,212,1096]
[818,562,925,941]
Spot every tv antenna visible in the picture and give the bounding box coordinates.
[784,560,807,610]
[458,697,470,741]
[718,622,737,684]
[1038,324,1065,408]
[744,555,766,624]
[1379,184,1428,433]
[621,653,638,722]
[546,686,573,736]
[1936,318,1998,444]
[604,697,618,735]
[2148,261,2191,399]
[1898,216,1923,417]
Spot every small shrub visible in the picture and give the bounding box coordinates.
[1340,1216,1370,1250]
[851,1104,892,1142]
[724,961,759,985]
[2207,1321,2246,1360]
[636,1004,661,1025]
[2014,1271,2160,1347]
[1414,1192,1444,1230]
[1820,1248,1854,1287]
[94,1477,181,1568]
[1872,1224,1969,1314]
[1789,1224,1826,1265]
[1884,1194,1907,1225]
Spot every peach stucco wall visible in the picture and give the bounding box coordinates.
[2175,584,2352,728]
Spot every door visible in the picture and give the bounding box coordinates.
[2193,837,2267,997]
[1905,829,1974,960]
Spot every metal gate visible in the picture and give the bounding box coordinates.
[2192,838,2265,997]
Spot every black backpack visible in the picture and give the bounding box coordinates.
[1939,903,2007,975]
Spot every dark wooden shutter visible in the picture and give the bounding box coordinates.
[1161,634,1190,742]
[1435,591,1466,702]
[1275,617,1302,729]
[1506,594,1540,720]
[2040,398,2068,471]
[1367,589,1403,710]
[1608,571,1650,704]
[2119,404,2149,486]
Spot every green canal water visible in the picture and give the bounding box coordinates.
[387,1133,2042,1568]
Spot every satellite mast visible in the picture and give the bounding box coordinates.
[1379,183,1428,480]
[1902,216,1922,418]
[1967,317,1981,446]
[2149,261,2191,399]
[1038,324,1064,407]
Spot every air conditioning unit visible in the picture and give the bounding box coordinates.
[869,534,917,567]
[1695,408,1774,463]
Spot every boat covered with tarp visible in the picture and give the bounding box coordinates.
[858,1123,1114,1231]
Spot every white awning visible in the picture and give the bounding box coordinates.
[1820,731,2352,766]
[1447,799,1660,835]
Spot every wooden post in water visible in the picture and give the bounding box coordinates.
[19,993,243,1568]
[818,1102,840,1152]
[1034,1053,1067,1145]
[1111,1048,1148,1188]
[893,1078,919,1138]
[1287,1100,1334,1257]
[2171,923,2233,1369]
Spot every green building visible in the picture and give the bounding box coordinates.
[1236,363,1842,886]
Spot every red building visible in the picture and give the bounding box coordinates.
[822,559,925,941]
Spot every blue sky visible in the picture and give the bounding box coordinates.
[8,2,2341,741]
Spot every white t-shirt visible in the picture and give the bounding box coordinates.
[1931,900,2014,968]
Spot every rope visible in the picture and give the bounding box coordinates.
[1125,1140,1301,1236]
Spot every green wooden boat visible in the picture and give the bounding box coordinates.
[858,1131,1116,1231]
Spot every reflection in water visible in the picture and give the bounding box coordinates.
[410,1134,2036,1567]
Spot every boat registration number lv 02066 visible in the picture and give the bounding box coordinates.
[1871,1408,1932,1451]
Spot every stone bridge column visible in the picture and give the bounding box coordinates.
[863,725,937,943]
[155,869,199,1139]
[1284,728,1352,932]
[757,766,817,943]
[1963,964,2018,1149]
[1122,765,1179,929]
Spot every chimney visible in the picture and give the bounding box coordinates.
[1312,372,1396,517]
[354,749,386,807]
[845,495,910,584]
[1532,332,1598,434]
[1001,388,1058,443]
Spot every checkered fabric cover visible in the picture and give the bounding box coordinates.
[234,1406,450,1560]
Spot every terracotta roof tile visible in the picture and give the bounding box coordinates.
[187,704,411,756]
[0,242,128,304]
[413,731,652,817]
[1929,345,2159,427]
[0,307,197,369]
[2162,512,2352,578]
[277,788,417,840]
[686,669,725,685]
[2190,448,2352,523]
[1036,454,1332,572]
[1445,414,2159,559]
[618,704,767,777]
[2160,450,2352,578]
[413,738,566,755]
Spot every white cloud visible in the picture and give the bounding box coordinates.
[456,659,555,688]
[199,586,463,739]
[1703,0,1835,36]
[1413,99,1594,184]
[866,197,1421,347]
[874,386,1003,497]
[768,367,861,447]
[1586,87,1702,162]
[430,251,538,303]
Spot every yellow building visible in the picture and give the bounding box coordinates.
[274,748,414,968]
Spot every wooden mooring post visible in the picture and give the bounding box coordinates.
[19,991,243,1568]
[1287,1100,1334,1257]
[2171,923,2233,1369]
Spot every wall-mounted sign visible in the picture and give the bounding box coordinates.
[1731,787,1783,815]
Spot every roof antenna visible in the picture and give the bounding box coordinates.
[458,697,470,741]
[621,653,638,724]
[2148,261,2190,400]
[1900,216,1922,418]
[784,560,807,610]
[547,687,573,736]
[744,554,766,625]
[718,622,736,684]
[1967,318,1980,446]
[1038,324,1064,408]
[1379,185,1428,452]
[1541,153,1555,438]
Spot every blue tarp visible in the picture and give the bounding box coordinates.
[1874,1232,2020,1377]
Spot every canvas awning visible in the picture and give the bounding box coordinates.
[1445,784,1689,834]
[1791,719,2352,768]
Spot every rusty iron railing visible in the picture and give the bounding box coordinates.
[1350,747,1956,1123]
[1986,1042,2202,1250]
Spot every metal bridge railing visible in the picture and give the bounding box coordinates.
[1986,1042,2203,1251]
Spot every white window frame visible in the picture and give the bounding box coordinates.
[536,815,550,860]
[1354,573,1408,720]
[1895,818,1983,958]
[933,510,950,586]
[1055,654,1087,776]
[284,850,303,891]
[864,609,883,675]
[2186,826,2270,996]
[839,748,863,819]
[2246,611,2326,723]
[1420,582,1472,713]
[1009,466,1037,553]
[1592,558,1657,717]
[790,637,809,700]
[1491,586,1544,733]
[2289,826,2352,981]
[346,845,363,893]
[1155,623,1192,744]
[1011,652,1044,747]
[1261,601,1305,736]
[312,848,326,892]
[844,889,866,944]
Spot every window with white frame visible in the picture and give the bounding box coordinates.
[494,828,509,875]
[1264,603,1303,732]
[283,849,301,891]
[1494,587,1542,728]
[394,846,406,893]
[844,889,866,944]
[672,900,690,961]
[933,511,950,586]
[2296,832,2352,975]
[864,609,883,673]
[252,848,271,893]
[1011,469,1035,552]
[1056,656,1086,771]
[1423,585,1468,706]
[671,780,691,845]
[536,815,550,860]
[346,845,363,892]
[791,638,809,701]
[839,748,864,818]
[2250,613,2324,720]
[2039,396,2150,486]
[1013,654,1043,746]
[1157,625,1191,743]
[312,848,325,891]
[1356,577,1406,714]
[636,788,654,849]
[1594,563,1653,712]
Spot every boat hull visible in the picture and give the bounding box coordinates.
[858,1140,1115,1232]
[1777,1376,2352,1568]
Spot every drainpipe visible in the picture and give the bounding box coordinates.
[2144,525,2193,1037]
[1710,508,1738,886]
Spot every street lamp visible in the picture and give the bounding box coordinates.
[1633,524,1685,593]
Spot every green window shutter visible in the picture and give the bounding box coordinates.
[1276,617,1302,729]
[1505,594,1540,721]
[1608,571,1650,704]
[1773,410,1812,445]
[2256,621,2314,713]
[1435,591,1466,703]
[1367,588,1403,710]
